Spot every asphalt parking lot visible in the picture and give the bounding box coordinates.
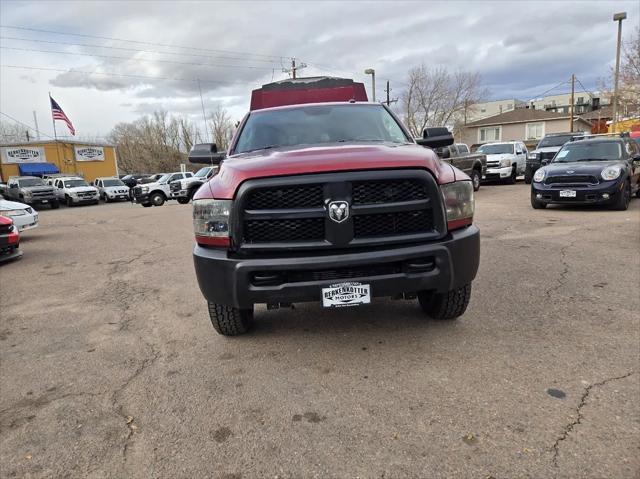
[1,183,638,478]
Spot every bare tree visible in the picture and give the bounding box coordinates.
[108,110,200,173]
[208,104,235,150]
[0,120,31,142]
[401,66,487,137]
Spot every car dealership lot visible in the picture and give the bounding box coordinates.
[1,185,638,478]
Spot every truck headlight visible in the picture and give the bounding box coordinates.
[441,181,474,230]
[141,186,149,193]
[601,166,621,181]
[533,169,546,182]
[193,199,231,246]
[500,159,512,167]
[0,209,26,216]
[528,153,538,160]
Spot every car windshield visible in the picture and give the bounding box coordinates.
[553,141,622,163]
[18,178,44,187]
[234,104,410,154]
[538,135,575,148]
[64,179,90,188]
[194,167,211,177]
[478,144,514,154]
[156,174,171,183]
[103,179,124,186]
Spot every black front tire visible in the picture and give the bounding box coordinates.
[524,166,533,184]
[66,196,73,207]
[612,180,631,211]
[207,302,253,336]
[506,166,517,184]
[141,203,153,208]
[470,169,481,192]
[418,284,471,320]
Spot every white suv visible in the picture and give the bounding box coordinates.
[477,141,527,184]
[53,176,100,206]
[94,177,130,202]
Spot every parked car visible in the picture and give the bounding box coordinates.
[525,132,587,184]
[4,176,59,209]
[170,166,218,204]
[0,215,22,263]
[531,134,640,210]
[424,131,486,191]
[133,171,193,207]
[477,141,527,183]
[94,177,130,202]
[189,98,479,335]
[52,177,100,206]
[0,196,38,232]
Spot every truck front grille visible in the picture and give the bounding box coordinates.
[234,170,445,252]
[539,152,556,161]
[133,186,142,196]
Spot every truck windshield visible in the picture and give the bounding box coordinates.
[194,167,211,178]
[538,135,574,148]
[553,142,622,163]
[103,179,124,186]
[64,179,90,188]
[234,104,410,154]
[17,178,44,187]
[478,144,514,154]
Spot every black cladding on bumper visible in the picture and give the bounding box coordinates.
[193,225,480,308]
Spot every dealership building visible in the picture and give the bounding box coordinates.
[0,140,118,183]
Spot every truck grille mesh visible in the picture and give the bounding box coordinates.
[354,210,433,237]
[244,218,324,242]
[352,179,427,204]
[246,185,324,209]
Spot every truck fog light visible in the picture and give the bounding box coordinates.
[536,193,542,199]
[602,193,610,199]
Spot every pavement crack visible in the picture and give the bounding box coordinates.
[544,239,578,299]
[551,371,635,467]
[110,342,160,464]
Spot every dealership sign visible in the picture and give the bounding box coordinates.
[1,147,46,164]
[75,146,105,162]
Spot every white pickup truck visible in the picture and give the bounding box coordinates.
[169,166,218,204]
[52,176,100,206]
[477,141,528,184]
[132,171,193,207]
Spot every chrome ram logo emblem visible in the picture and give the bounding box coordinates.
[327,200,349,223]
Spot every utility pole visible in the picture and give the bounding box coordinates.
[197,78,209,142]
[32,110,40,140]
[569,74,575,132]
[611,11,627,133]
[283,58,306,79]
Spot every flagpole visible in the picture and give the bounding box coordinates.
[49,92,63,174]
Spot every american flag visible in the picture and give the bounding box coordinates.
[50,95,76,136]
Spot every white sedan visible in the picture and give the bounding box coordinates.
[0,197,38,232]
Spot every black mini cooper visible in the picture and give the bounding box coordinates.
[531,135,640,211]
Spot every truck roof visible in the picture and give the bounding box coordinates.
[248,100,377,115]
[250,77,368,111]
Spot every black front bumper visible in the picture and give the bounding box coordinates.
[531,180,623,205]
[134,194,150,204]
[193,225,480,308]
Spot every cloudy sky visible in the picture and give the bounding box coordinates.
[1,0,638,140]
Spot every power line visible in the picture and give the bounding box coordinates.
[526,80,571,102]
[573,76,596,99]
[0,46,276,70]
[0,25,286,61]
[0,36,283,65]
[0,111,55,139]
[0,64,234,84]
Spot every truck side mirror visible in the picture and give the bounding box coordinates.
[416,127,454,148]
[189,143,226,165]
[541,158,550,166]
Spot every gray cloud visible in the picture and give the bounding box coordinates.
[1,0,638,136]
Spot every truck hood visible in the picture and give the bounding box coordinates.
[68,187,98,194]
[485,153,516,161]
[104,185,129,192]
[199,142,460,199]
[541,161,624,176]
[530,146,561,155]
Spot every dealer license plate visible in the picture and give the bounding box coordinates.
[322,282,371,308]
[41,199,48,203]
[559,190,576,198]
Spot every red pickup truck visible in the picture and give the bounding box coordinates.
[189,79,479,335]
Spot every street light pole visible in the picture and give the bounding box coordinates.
[364,68,376,102]
[611,11,627,133]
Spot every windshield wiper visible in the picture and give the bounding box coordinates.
[243,145,279,153]
[336,138,386,142]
